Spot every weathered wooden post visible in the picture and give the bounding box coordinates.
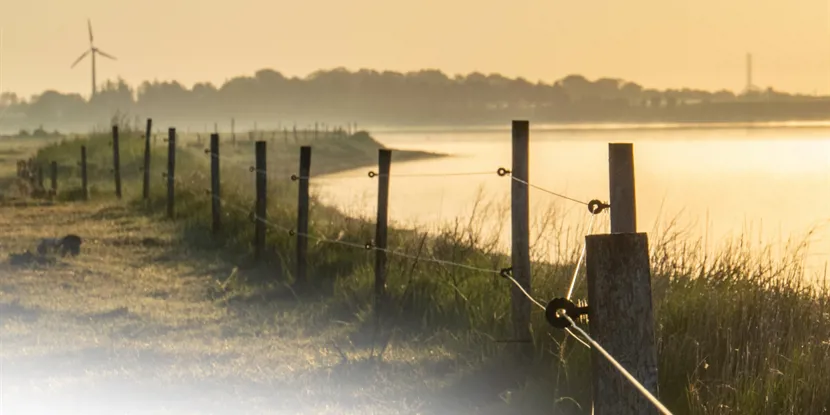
[511,120,532,354]
[374,149,392,309]
[49,161,57,195]
[27,158,35,186]
[231,118,236,146]
[296,146,312,287]
[80,146,88,200]
[578,143,661,414]
[37,164,44,190]
[254,141,267,261]
[609,143,636,233]
[143,118,152,200]
[112,125,122,199]
[585,233,660,415]
[210,133,221,234]
[166,128,176,219]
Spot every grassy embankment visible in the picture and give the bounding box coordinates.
[30,126,830,414]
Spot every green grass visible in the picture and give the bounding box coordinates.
[30,127,830,414]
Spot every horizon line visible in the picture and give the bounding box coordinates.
[3,65,823,101]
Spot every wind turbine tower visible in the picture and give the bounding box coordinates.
[70,19,117,98]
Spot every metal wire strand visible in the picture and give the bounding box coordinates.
[566,213,598,300]
[290,174,373,181]
[372,171,497,178]
[208,192,503,276]
[502,273,547,310]
[557,311,673,415]
[510,176,591,207]
[565,327,592,349]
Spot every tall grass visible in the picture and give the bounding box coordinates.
[33,130,830,414]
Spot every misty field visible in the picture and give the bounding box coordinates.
[1,127,829,414]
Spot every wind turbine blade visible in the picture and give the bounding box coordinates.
[96,49,116,60]
[70,50,90,68]
[88,19,93,44]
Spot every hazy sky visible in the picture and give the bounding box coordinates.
[2,0,829,99]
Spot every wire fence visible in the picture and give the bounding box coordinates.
[20,127,675,414]
[187,149,606,278]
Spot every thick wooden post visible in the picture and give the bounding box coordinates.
[210,133,221,234]
[585,233,659,415]
[374,149,392,309]
[254,141,267,261]
[296,146,312,286]
[167,128,176,219]
[49,161,57,195]
[143,118,152,200]
[112,125,122,199]
[609,143,636,233]
[80,146,88,200]
[511,120,532,350]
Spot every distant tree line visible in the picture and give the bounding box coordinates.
[2,68,830,132]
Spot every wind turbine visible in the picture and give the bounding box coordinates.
[70,19,116,98]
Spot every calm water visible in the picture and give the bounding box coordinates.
[311,125,830,279]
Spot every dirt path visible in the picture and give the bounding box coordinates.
[0,202,480,415]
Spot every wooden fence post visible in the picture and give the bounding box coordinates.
[167,128,176,219]
[296,146,312,287]
[231,117,236,146]
[609,143,636,233]
[27,158,35,186]
[112,125,122,199]
[374,149,392,310]
[81,146,88,200]
[511,120,532,353]
[254,141,267,261]
[37,164,44,190]
[49,161,57,195]
[585,232,659,414]
[143,118,153,200]
[210,133,221,234]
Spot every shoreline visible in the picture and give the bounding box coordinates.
[363,120,830,135]
[7,119,830,138]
